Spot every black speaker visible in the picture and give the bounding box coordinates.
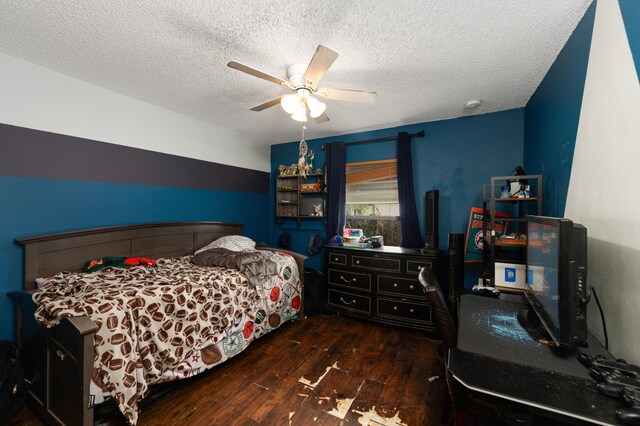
[421,190,440,254]
[447,233,465,318]
[303,268,326,316]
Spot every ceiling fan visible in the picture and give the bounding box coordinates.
[227,44,377,123]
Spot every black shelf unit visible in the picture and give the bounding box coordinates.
[481,174,543,289]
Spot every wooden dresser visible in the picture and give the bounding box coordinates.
[324,246,442,332]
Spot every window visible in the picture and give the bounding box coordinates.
[345,159,401,246]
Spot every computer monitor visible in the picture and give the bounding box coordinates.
[522,215,588,349]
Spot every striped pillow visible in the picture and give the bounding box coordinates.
[195,235,256,254]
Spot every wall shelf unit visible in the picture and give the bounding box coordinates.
[276,174,326,225]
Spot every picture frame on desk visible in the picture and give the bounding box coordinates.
[494,261,528,293]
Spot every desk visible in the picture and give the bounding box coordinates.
[448,295,622,425]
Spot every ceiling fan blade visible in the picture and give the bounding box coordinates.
[227,61,294,90]
[313,112,330,123]
[250,96,284,111]
[303,45,339,88]
[317,88,377,103]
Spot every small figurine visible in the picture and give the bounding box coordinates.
[313,204,323,217]
[278,165,286,176]
[298,155,307,178]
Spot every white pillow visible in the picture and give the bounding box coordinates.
[195,235,256,254]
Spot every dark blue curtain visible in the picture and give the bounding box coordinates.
[324,142,346,239]
[397,132,424,248]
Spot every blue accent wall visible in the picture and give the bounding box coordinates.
[0,176,269,340]
[619,0,640,82]
[523,1,596,217]
[270,109,525,277]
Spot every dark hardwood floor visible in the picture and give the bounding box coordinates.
[9,315,447,425]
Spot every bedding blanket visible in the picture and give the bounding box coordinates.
[191,248,278,288]
[32,252,301,425]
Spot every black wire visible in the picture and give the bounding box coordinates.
[591,287,608,350]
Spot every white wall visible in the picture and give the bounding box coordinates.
[0,52,269,172]
[566,0,640,363]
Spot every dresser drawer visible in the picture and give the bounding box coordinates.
[377,275,424,298]
[328,269,371,291]
[352,255,401,272]
[328,289,371,315]
[327,252,347,266]
[376,298,431,324]
[406,259,434,275]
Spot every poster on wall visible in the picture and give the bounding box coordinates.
[464,207,510,263]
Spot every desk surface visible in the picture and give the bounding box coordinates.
[449,294,621,425]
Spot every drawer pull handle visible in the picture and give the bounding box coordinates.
[334,257,339,262]
[56,349,66,361]
[417,266,423,271]
[393,283,398,288]
[410,308,414,313]
[355,260,360,264]
[409,285,415,290]
[340,276,356,283]
[340,297,357,305]
[393,306,398,311]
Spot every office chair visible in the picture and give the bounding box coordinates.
[419,267,457,354]
[418,268,532,426]
[419,267,459,424]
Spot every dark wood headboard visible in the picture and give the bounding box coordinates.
[17,222,242,291]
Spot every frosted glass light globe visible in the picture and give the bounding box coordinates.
[281,94,299,114]
[291,103,308,122]
[307,97,326,118]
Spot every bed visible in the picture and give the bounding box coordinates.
[8,222,306,425]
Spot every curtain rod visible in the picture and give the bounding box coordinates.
[320,130,425,150]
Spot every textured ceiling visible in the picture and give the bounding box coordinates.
[0,0,592,145]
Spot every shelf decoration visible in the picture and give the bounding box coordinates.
[278,124,323,178]
[464,207,509,263]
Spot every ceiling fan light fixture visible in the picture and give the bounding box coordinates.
[281,94,299,114]
[229,45,375,124]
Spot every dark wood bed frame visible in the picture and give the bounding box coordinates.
[8,222,306,425]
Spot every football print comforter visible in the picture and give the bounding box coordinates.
[32,251,301,425]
